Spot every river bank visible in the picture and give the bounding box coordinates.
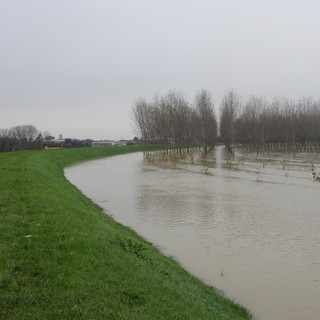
[0,146,250,319]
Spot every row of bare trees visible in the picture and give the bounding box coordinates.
[133,89,320,154]
[0,125,44,152]
[132,90,218,154]
[220,92,320,153]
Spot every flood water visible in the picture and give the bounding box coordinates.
[65,146,320,320]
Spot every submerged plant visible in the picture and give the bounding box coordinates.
[225,151,234,173]
[234,152,247,169]
[144,152,155,163]
[311,162,320,181]
[255,162,263,181]
[189,153,194,165]
[179,151,187,160]
[225,150,244,172]
[169,152,178,168]
[260,158,268,168]
[280,159,289,170]
[235,155,245,167]
[200,150,207,165]
[200,167,209,175]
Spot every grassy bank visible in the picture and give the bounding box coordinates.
[0,146,250,320]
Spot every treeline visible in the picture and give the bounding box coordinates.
[132,90,217,154]
[133,90,320,154]
[0,125,44,152]
[220,92,320,153]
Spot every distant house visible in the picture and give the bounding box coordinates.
[92,140,114,147]
[114,140,128,146]
[132,136,141,144]
[45,138,93,149]
[44,139,64,149]
[126,137,141,145]
[63,139,92,148]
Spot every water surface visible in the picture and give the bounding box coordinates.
[65,147,320,320]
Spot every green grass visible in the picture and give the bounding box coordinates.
[0,146,251,320]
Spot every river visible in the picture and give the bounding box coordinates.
[65,146,320,320]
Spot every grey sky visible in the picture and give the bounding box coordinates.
[1,0,319,140]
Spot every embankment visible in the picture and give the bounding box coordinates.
[0,146,250,319]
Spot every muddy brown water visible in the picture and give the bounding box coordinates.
[65,146,320,320]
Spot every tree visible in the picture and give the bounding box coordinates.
[220,90,241,153]
[195,89,217,154]
[0,125,44,152]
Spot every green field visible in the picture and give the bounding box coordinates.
[0,146,250,319]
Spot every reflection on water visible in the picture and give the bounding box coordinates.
[65,147,320,320]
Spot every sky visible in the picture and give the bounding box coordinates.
[1,0,320,140]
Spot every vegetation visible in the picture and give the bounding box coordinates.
[0,146,250,319]
[311,162,320,181]
[132,90,217,155]
[0,125,44,152]
[133,89,320,156]
[220,92,320,154]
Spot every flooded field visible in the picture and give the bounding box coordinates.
[65,147,320,320]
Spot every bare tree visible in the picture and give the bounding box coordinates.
[0,125,44,152]
[220,90,241,153]
[132,97,151,144]
[132,90,320,156]
[195,89,217,154]
[225,95,320,153]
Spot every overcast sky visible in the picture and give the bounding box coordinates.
[1,0,320,140]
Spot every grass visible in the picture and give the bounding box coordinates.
[0,146,251,320]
